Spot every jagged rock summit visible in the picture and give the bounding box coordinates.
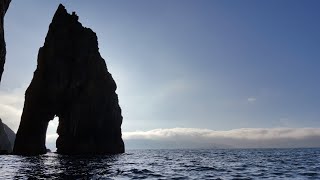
[13,4,124,155]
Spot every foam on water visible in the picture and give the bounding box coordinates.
[0,148,319,179]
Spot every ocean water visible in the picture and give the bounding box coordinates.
[0,148,319,179]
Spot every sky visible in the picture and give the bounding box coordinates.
[1,0,320,149]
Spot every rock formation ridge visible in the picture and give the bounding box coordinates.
[0,119,15,153]
[13,4,124,155]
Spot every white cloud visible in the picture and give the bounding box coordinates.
[247,97,256,103]
[0,87,25,132]
[123,127,320,149]
[123,127,320,140]
[46,133,58,143]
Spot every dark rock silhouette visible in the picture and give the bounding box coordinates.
[3,120,15,146]
[0,0,11,83]
[0,0,13,155]
[13,4,124,155]
[0,118,15,153]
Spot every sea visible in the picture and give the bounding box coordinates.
[0,148,319,179]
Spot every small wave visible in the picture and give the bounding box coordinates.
[130,168,153,174]
[194,166,217,171]
[299,172,318,177]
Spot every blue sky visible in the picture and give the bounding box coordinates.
[1,0,320,149]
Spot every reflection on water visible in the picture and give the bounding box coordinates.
[0,148,319,179]
[13,153,120,179]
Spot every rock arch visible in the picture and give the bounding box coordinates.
[13,4,124,155]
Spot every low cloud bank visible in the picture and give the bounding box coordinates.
[123,128,320,140]
[0,88,25,132]
[123,128,320,149]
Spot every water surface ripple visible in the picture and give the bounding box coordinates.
[0,148,319,179]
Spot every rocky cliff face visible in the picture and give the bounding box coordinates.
[0,0,12,154]
[0,119,15,153]
[0,0,11,83]
[13,4,124,155]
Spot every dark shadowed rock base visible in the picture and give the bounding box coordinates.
[13,4,124,155]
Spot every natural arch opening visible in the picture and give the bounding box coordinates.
[46,117,59,152]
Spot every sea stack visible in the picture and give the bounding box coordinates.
[13,4,124,155]
[0,0,11,82]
